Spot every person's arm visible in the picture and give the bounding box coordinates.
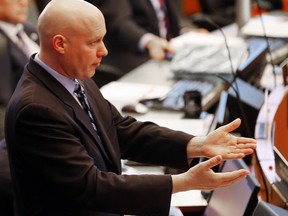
[92,0,176,59]
[91,0,148,51]
[143,34,176,60]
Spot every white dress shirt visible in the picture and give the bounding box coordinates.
[139,0,168,51]
[0,21,39,58]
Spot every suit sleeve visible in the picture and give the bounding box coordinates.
[85,79,196,170]
[88,0,150,51]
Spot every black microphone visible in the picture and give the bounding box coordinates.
[203,16,270,203]
[203,16,252,137]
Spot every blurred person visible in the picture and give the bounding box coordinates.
[87,0,185,76]
[34,0,51,12]
[34,0,195,86]
[5,1,257,215]
[0,0,39,96]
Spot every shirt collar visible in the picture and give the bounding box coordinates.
[0,22,23,43]
[34,54,76,95]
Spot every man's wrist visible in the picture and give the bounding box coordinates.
[187,136,205,159]
[139,33,155,52]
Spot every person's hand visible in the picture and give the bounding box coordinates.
[187,118,256,160]
[172,155,249,193]
[145,36,175,60]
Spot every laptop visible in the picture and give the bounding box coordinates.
[203,159,260,216]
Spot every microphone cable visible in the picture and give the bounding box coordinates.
[204,16,270,202]
[203,16,251,138]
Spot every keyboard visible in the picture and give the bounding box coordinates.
[140,78,224,112]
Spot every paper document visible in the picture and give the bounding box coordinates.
[171,190,207,208]
[136,113,214,136]
[101,81,170,106]
[169,31,247,75]
[241,14,288,38]
[169,31,246,50]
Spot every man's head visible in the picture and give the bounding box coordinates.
[0,0,29,24]
[38,0,108,80]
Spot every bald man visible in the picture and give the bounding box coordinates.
[5,0,256,216]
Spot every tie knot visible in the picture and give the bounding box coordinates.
[16,29,25,41]
[74,81,83,95]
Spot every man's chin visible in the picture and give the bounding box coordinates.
[89,69,97,77]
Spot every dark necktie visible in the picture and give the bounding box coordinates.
[16,30,31,57]
[74,81,98,131]
[158,0,172,40]
[74,81,111,167]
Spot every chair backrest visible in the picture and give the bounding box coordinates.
[190,0,236,31]
[198,0,236,14]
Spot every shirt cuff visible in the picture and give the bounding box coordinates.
[138,33,155,52]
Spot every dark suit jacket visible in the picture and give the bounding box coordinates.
[5,56,197,216]
[87,0,181,74]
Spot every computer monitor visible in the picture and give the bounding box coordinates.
[235,39,268,88]
[203,159,260,216]
[253,200,288,216]
[205,91,229,134]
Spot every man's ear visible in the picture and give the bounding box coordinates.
[52,35,66,54]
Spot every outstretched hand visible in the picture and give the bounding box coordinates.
[172,155,249,193]
[187,118,256,160]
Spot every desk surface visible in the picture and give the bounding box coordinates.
[122,164,207,213]
[120,60,173,85]
[100,28,284,213]
[101,60,211,213]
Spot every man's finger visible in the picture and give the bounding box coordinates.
[236,137,257,145]
[218,118,241,133]
[218,169,249,187]
[202,155,223,169]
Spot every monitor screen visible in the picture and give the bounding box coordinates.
[203,159,260,216]
[236,39,268,88]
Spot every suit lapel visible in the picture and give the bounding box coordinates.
[73,101,112,164]
[27,58,112,165]
[81,81,120,170]
[0,28,29,65]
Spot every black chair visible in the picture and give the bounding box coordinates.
[190,0,236,31]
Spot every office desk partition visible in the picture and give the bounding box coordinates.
[254,84,288,209]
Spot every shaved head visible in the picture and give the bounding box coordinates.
[38,0,104,51]
[36,0,108,79]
